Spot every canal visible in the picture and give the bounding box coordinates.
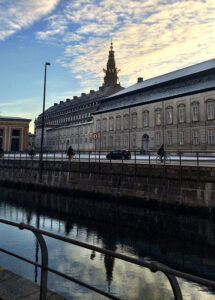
[0,185,215,299]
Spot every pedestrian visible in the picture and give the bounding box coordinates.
[157,144,165,163]
[0,145,3,157]
[67,145,74,160]
[28,143,35,159]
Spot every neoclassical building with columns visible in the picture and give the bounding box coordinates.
[0,116,31,151]
[45,58,215,153]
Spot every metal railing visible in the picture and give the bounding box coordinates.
[1,219,215,300]
[1,150,215,165]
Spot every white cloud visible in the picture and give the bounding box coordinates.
[0,0,60,40]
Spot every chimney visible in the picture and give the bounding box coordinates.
[54,103,58,106]
[73,96,78,100]
[81,93,86,97]
[99,86,104,91]
[137,77,143,83]
[90,90,95,94]
[60,101,64,104]
[66,98,70,102]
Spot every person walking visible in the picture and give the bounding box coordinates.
[67,145,74,160]
[0,145,3,158]
[157,144,165,163]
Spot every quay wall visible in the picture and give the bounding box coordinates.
[0,160,215,213]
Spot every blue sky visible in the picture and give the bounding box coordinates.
[0,0,215,132]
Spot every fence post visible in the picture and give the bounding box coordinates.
[19,223,48,300]
[196,152,199,187]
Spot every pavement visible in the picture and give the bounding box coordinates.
[0,266,67,300]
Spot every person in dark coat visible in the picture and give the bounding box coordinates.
[157,144,165,162]
[0,146,3,157]
[67,145,74,160]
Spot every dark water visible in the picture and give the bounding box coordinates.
[0,186,215,300]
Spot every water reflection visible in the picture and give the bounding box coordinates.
[0,186,215,299]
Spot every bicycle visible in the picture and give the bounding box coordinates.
[156,153,171,164]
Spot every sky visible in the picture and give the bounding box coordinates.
[0,0,215,132]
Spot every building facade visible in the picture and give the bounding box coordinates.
[0,116,31,151]
[35,42,123,150]
[93,59,215,152]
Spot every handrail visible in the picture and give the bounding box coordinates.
[1,219,215,299]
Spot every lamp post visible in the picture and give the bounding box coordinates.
[39,62,51,182]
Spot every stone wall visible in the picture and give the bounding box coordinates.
[0,160,215,213]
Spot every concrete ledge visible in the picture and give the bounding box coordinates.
[0,267,67,300]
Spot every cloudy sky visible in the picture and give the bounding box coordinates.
[0,0,215,132]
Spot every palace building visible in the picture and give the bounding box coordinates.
[93,59,215,152]
[0,116,31,151]
[35,42,124,150]
[39,43,215,153]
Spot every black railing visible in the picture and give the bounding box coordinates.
[0,219,215,300]
[1,219,215,300]
[1,150,215,165]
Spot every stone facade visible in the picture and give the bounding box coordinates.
[93,90,215,152]
[0,117,31,151]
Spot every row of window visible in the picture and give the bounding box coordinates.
[96,100,215,131]
[48,129,215,147]
[38,102,99,121]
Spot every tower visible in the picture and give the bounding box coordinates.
[103,41,120,87]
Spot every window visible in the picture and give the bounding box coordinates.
[132,135,136,148]
[123,114,129,130]
[108,136,113,147]
[143,111,149,127]
[132,113,137,128]
[116,135,120,147]
[124,135,128,147]
[192,130,199,145]
[0,129,3,148]
[102,136,106,148]
[192,103,199,121]
[208,129,215,145]
[178,131,184,145]
[102,118,107,132]
[207,102,214,120]
[155,109,161,126]
[166,107,173,124]
[155,132,161,146]
[116,116,121,130]
[178,105,185,123]
[109,117,114,131]
[167,131,172,145]
[96,119,101,131]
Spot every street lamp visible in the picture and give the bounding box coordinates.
[39,62,51,182]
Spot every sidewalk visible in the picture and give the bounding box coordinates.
[0,266,67,300]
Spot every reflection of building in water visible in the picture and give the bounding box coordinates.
[102,234,117,290]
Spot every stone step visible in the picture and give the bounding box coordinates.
[0,266,67,300]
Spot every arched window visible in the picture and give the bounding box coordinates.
[155,108,162,126]
[166,106,173,124]
[116,116,121,130]
[206,99,215,120]
[191,101,199,122]
[132,113,137,128]
[178,104,185,123]
[123,114,129,130]
[143,110,149,127]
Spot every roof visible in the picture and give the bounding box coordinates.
[109,58,215,98]
[40,85,124,117]
[95,59,215,114]
[0,116,31,122]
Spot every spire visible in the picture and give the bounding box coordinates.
[103,41,120,87]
